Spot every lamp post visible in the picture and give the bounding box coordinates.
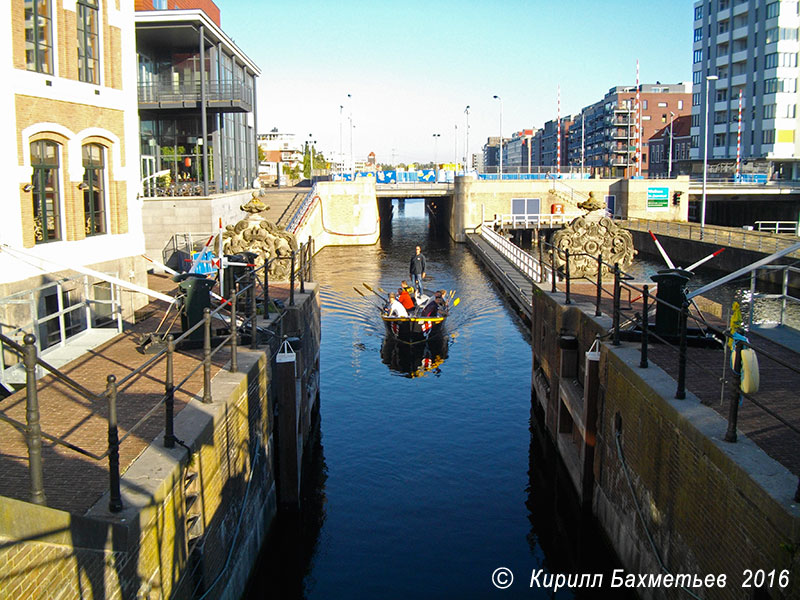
[432,133,441,181]
[454,124,458,171]
[493,95,503,179]
[339,104,343,176]
[668,111,675,178]
[348,93,354,176]
[701,75,718,233]
[464,105,470,172]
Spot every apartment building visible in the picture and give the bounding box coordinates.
[540,116,572,169]
[257,130,303,183]
[567,84,691,177]
[2,0,148,364]
[503,129,537,171]
[691,0,800,178]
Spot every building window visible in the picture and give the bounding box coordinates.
[678,100,684,110]
[766,53,778,69]
[691,114,700,127]
[691,135,700,148]
[714,110,728,124]
[714,133,727,147]
[716,88,728,102]
[82,144,106,236]
[718,20,729,34]
[764,104,777,119]
[77,0,99,84]
[693,49,703,63]
[766,27,779,43]
[762,130,775,144]
[694,27,703,41]
[25,0,53,74]
[783,104,797,118]
[693,92,701,106]
[695,6,703,20]
[766,2,780,18]
[693,70,702,84]
[30,140,61,244]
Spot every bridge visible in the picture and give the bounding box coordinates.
[375,182,453,198]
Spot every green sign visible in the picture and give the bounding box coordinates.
[647,187,669,210]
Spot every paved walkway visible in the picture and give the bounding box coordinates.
[469,236,800,478]
[0,274,290,515]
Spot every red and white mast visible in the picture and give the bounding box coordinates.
[736,88,743,180]
[556,85,561,175]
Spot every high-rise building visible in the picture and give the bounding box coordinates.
[691,0,800,178]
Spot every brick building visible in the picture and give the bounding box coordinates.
[648,115,692,177]
[1,0,148,372]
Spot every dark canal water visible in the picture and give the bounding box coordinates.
[246,199,625,599]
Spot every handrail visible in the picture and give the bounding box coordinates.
[0,241,314,511]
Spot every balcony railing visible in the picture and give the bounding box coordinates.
[138,81,254,112]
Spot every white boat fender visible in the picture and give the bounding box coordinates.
[731,332,759,395]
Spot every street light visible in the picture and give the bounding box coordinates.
[433,133,441,181]
[339,104,343,176]
[347,93,354,176]
[493,95,503,179]
[668,111,675,179]
[701,75,718,232]
[464,105,470,171]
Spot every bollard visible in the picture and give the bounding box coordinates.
[595,254,603,317]
[23,334,46,506]
[202,308,212,403]
[724,340,743,442]
[612,263,621,346]
[564,249,571,305]
[307,235,314,282]
[538,240,545,283]
[640,285,649,368]
[675,300,689,399]
[290,251,296,306]
[164,334,175,448]
[230,288,238,373]
[550,245,557,293]
[107,374,123,512]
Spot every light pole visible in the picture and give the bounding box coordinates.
[464,105,470,171]
[454,124,458,170]
[432,133,441,181]
[339,104,343,176]
[701,75,718,232]
[493,95,503,179]
[668,111,675,178]
[348,93,354,176]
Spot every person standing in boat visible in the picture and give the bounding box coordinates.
[385,292,409,318]
[409,246,426,296]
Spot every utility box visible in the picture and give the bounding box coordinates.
[175,273,215,344]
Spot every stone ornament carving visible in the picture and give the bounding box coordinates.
[551,193,635,277]
[220,191,298,280]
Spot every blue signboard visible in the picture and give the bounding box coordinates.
[419,169,435,182]
[377,170,397,184]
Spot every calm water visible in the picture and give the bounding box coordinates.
[246,200,624,599]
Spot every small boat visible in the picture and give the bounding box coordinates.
[381,292,449,344]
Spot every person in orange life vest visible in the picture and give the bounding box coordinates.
[397,287,415,311]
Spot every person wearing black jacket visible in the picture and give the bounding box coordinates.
[409,245,426,295]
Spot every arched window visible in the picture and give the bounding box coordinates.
[30,140,61,243]
[82,144,106,236]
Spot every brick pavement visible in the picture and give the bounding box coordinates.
[0,274,291,515]
[564,280,800,477]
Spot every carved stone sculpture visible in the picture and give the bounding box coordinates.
[219,191,298,280]
[551,194,635,277]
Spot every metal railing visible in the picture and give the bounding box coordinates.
[624,218,800,257]
[754,221,799,235]
[746,265,800,329]
[137,81,254,109]
[0,239,315,511]
[286,184,319,235]
[486,230,800,502]
[491,213,583,230]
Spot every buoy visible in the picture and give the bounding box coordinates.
[740,346,760,394]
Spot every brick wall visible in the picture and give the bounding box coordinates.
[530,285,800,598]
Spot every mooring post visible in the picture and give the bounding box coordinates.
[300,241,306,294]
[595,254,603,317]
[230,288,238,373]
[106,374,123,513]
[276,336,302,509]
[202,307,212,403]
[550,244,557,294]
[23,334,46,506]
[538,239,545,284]
[675,299,689,399]
[164,334,175,448]
[640,285,649,368]
[612,263,621,346]
[290,251,296,306]
[724,340,743,442]
[307,235,314,282]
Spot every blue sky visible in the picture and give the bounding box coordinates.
[220,0,696,164]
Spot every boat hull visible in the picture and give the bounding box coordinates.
[381,315,446,344]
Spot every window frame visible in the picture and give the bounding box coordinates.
[82,143,107,236]
[25,0,54,74]
[30,140,62,244]
[77,0,100,84]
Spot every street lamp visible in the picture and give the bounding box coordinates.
[493,95,503,179]
[339,104,343,176]
[701,75,718,232]
[668,111,675,179]
[347,93,354,176]
[433,133,441,181]
[464,105,470,171]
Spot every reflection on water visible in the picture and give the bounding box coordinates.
[247,200,625,599]
[380,334,450,378]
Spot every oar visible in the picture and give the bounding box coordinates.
[363,282,387,302]
[354,287,383,310]
[452,297,460,308]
